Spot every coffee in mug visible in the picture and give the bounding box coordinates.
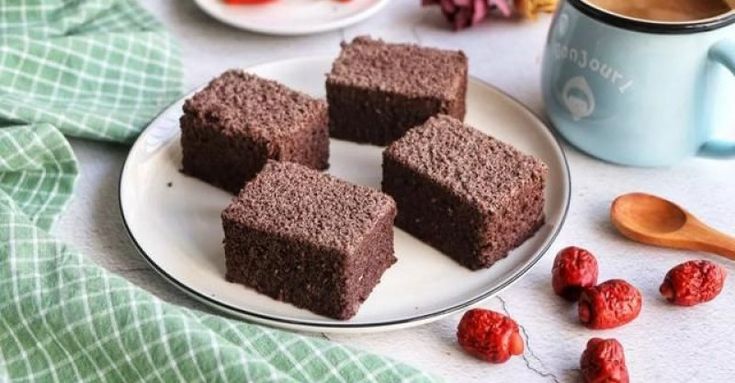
[586,0,731,22]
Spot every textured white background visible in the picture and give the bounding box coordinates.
[54,1,735,382]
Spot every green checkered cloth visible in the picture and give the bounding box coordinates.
[0,1,439,382]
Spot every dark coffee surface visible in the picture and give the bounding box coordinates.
[586,0,731,21]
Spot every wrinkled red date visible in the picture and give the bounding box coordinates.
[456,308,524,363]
[578,279,642,329]
[660,260,726,306]
[580,338,629,383]
[552,246,599,301]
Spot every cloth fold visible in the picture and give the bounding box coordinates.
[0,1,439,382]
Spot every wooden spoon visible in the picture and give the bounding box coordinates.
[611,192,735,261]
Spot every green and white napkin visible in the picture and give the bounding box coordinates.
[0,1,439,381]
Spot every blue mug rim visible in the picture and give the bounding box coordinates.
[569,0,735,34]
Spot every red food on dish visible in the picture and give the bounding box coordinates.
[456,308,524,363]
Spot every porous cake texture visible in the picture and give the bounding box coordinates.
[382,115,548,270]
[326,36,468,146]
[222,161,397,320]
[181,70,329,193]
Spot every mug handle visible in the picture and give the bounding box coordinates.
[701,39,735,157]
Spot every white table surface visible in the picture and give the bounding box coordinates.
[53,1,735,382]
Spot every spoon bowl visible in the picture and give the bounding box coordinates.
[613,193,687,234]
[611,193,735,261]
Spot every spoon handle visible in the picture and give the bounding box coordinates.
[690,224,735,261]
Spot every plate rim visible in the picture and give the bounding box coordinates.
[118,56,572,332]
[192,0,391,36]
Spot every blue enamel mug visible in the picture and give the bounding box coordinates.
[542,0,735,166]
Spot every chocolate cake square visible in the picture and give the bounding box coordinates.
[181,70,329,194]
[382,115,548,270]
[326,36,468,146]
[222,161,397,319]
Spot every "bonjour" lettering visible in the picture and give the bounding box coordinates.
[552,42,634,94]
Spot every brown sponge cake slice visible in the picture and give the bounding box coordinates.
[382,115,548,270]
[327,36,467,146]
[181,70,329,194]
[222,161,396,320]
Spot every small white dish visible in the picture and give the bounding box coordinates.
[193,0,389,36]
[119,57,571,333]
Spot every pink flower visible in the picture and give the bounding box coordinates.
[423,0,556,29]
[422,0,490,30]
[488,0,512,17]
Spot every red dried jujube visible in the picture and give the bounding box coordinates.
[552,246,599,301]
[578,279,642,329]
[456,308,524,363]
[580,338,629,383]
[660,259,726,306]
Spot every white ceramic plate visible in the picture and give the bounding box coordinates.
[119,57,571,333]
[193,0,389,36]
